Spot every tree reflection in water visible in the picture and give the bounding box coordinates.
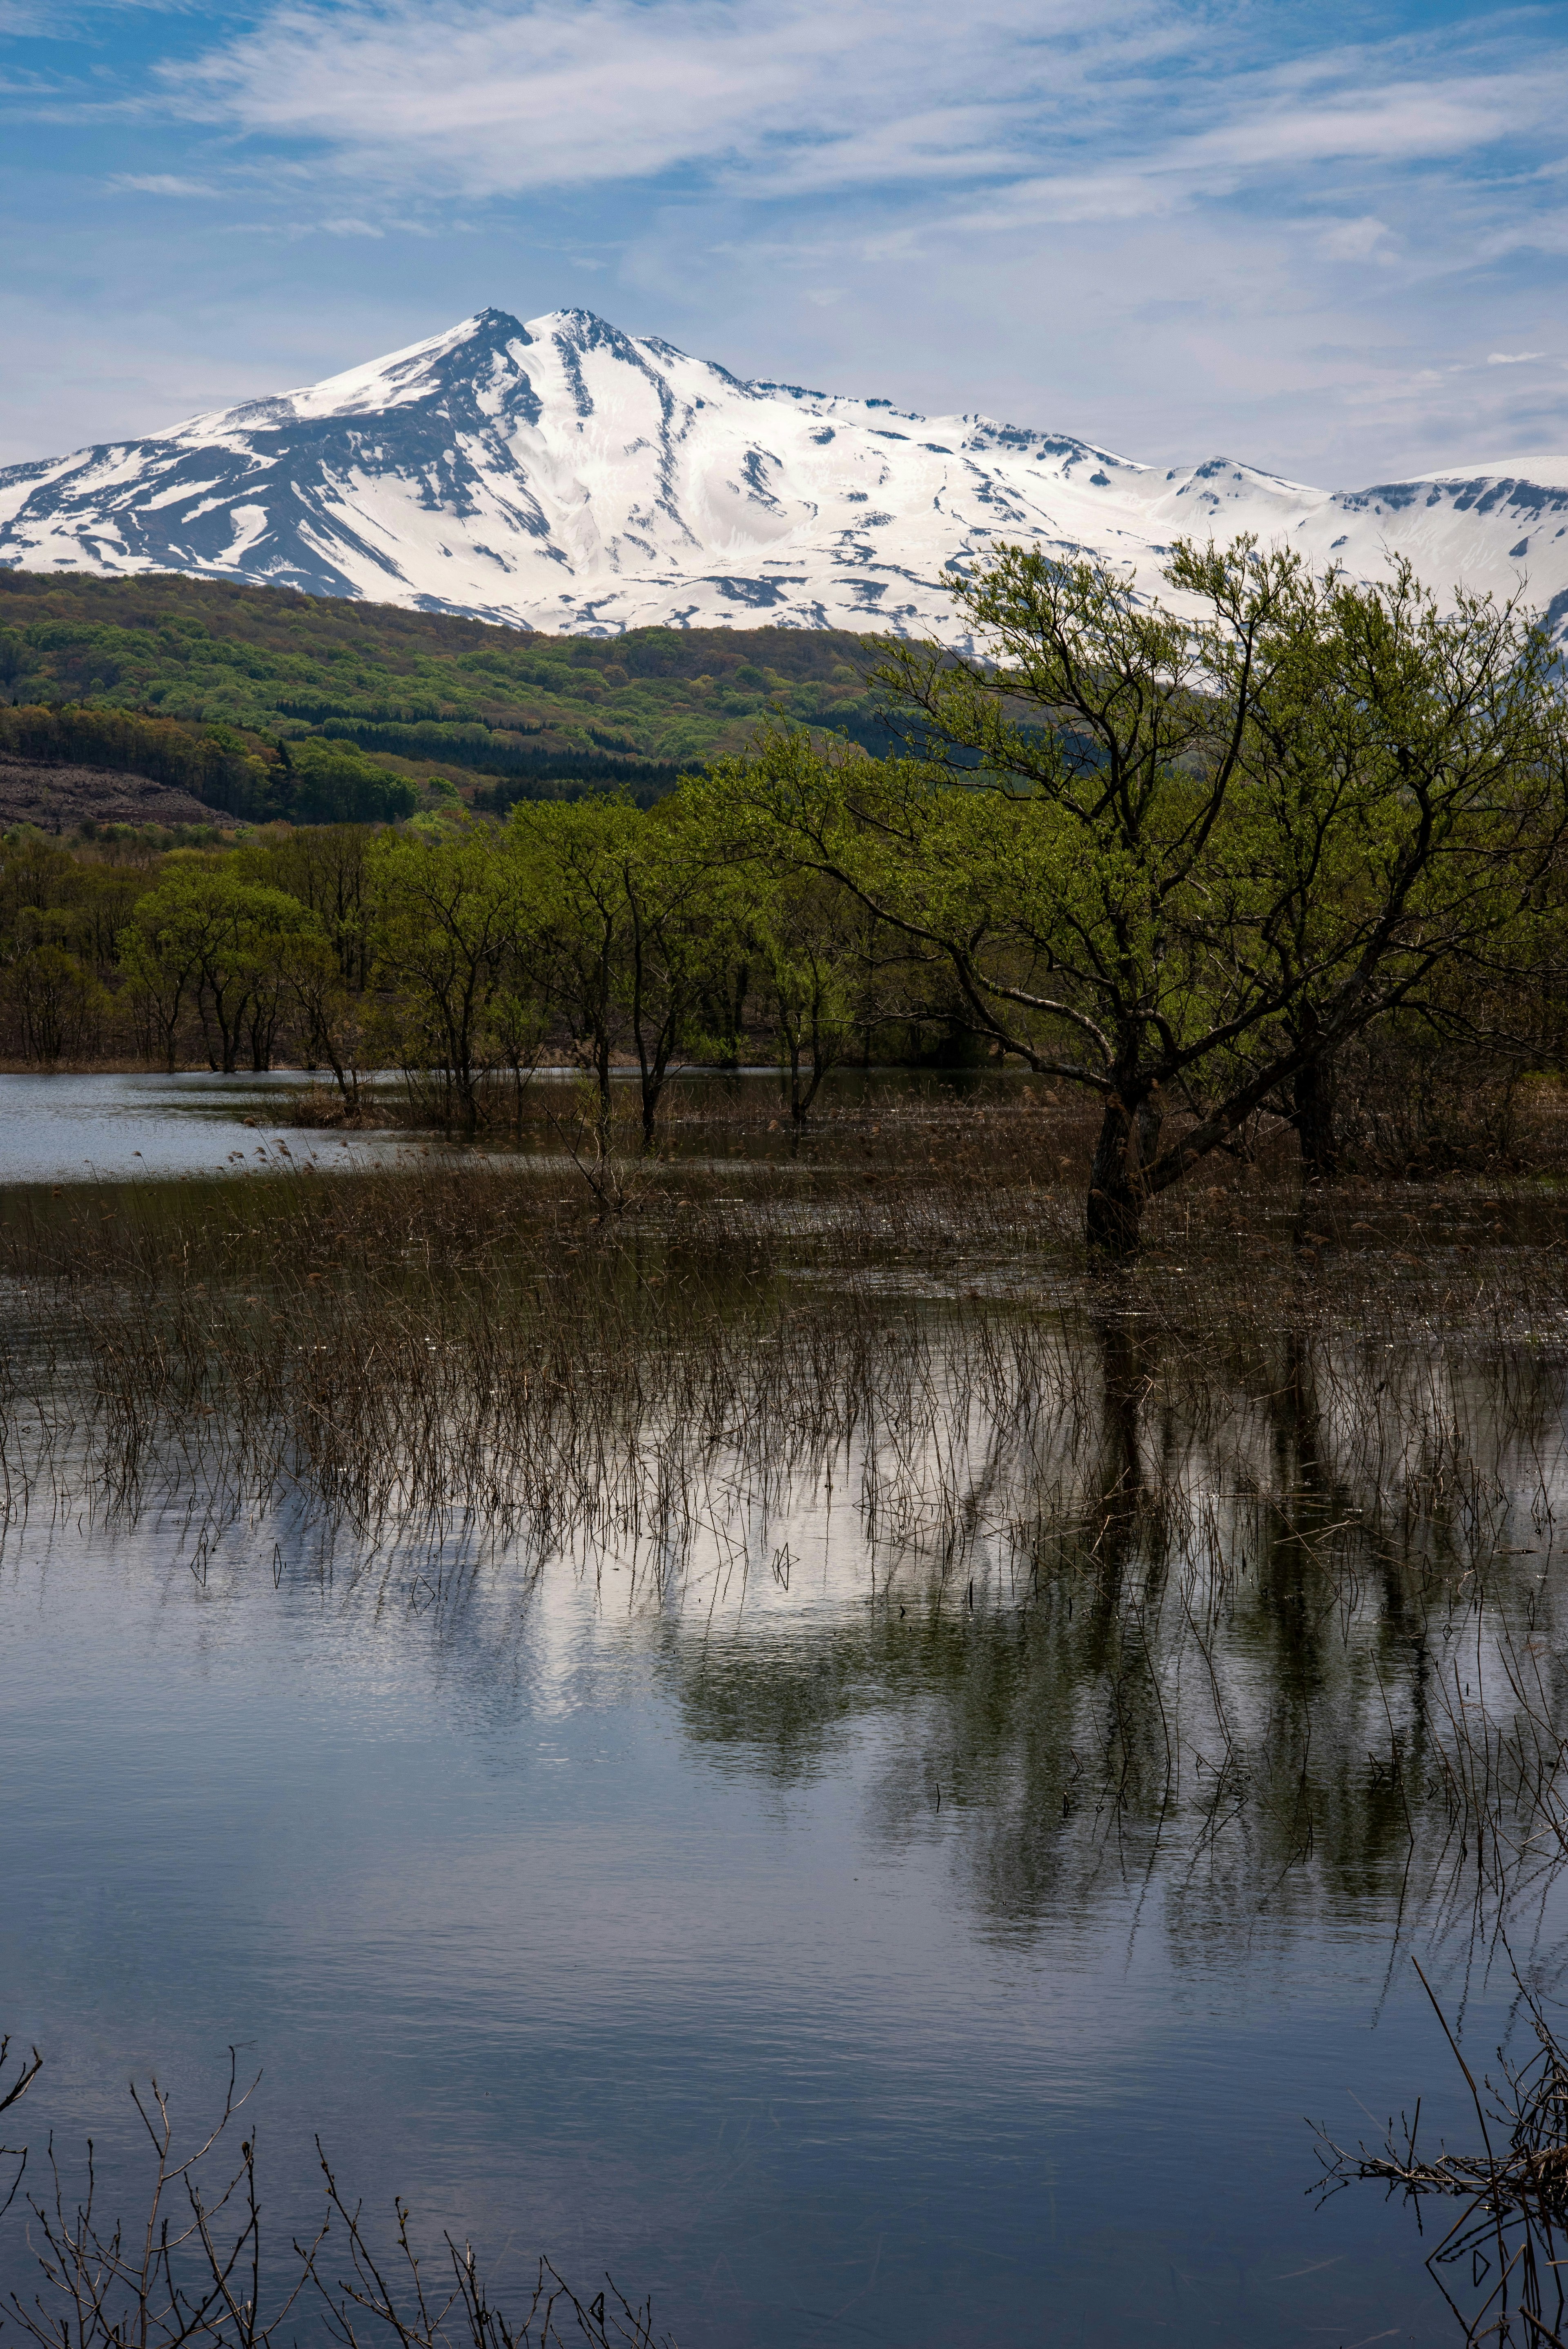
[10,1198,1568,2346]
[648,1295,1568,1955]
[10,1213,1568,1951]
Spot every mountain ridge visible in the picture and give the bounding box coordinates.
[3,306,1567,643]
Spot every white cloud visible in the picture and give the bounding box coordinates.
[944,170,1174,234]
[110,170,218,193]
[1316,214,1399,263]
[1181,78,1529,173]
[149,0,1568,227]
[4,0,1567,488]
[155,0,1169,198]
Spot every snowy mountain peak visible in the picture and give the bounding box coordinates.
[3,311,1567,643]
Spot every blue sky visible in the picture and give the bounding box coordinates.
[1,0,1564,481]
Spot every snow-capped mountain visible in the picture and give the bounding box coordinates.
[3,307,1566,643]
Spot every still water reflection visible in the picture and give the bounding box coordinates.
[7,1499,1526,2349]
[2,1089,1567,2346]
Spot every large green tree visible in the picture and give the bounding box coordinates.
[755,871,868,1124]
[694,537,1567,1253]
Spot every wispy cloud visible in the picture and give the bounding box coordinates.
[149,0,1566,224]
[110,168,217,191]
[159,0,1143,197]
[2,0,1566,483]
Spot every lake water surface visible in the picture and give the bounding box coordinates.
[2,1072,1561,2349]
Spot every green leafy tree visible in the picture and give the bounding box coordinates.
[285,938,372,1113]
[756,872,863,1124]
[365,819,530,1129]
[1,911,110,1064]
[120,865,319,1073]
[286,742,418,826]
[245,826,375,989]
[695,537,1567,1253]
[512,797,743,1158]
[118,893,200,1072]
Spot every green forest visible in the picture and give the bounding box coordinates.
[0,568,886,822]
[3,535,1567,1251]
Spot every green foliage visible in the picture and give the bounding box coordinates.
[287,741,419,826]
[0,702,276,819]
[0,930,109,1064]
[0,835,154,982]
[753,871,866,1120]
[0,701,419,827]
[118,862,324,1072]
[0,570,886,801]
[510,795,750,1154]
[365,818,533,1127]
[5,538,1560,1265]
[694,534,1568,1249]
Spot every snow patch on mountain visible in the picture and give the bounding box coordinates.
[3,306,1567,644]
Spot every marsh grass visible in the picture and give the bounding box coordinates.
[281,1046,1568,1190]
[0,2044,671,2349]
[1316,1958,1568,2346]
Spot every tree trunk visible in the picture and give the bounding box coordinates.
[1281,1326,1321,1484]
[786,1033,806,1124]
[314,1020,356,1112]
[1291,1057,1337,1182]
[1081,1306,1150,1573]
[1085,1096,1148,1260]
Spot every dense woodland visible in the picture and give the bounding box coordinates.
[3,536,1567,1250]
[0,570,887,817]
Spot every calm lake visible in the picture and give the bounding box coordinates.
[2,1070,1563,2349]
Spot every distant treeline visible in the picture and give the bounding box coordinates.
[469,766,692,813]
[0,703,416,824]
[0,703,272,817]
[0,701,690,825]
[307,714,697,798]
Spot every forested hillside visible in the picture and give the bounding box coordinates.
[0,570,885,816]
[2,533,1564,1222]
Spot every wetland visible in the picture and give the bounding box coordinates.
[4,1068,1568,2347]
